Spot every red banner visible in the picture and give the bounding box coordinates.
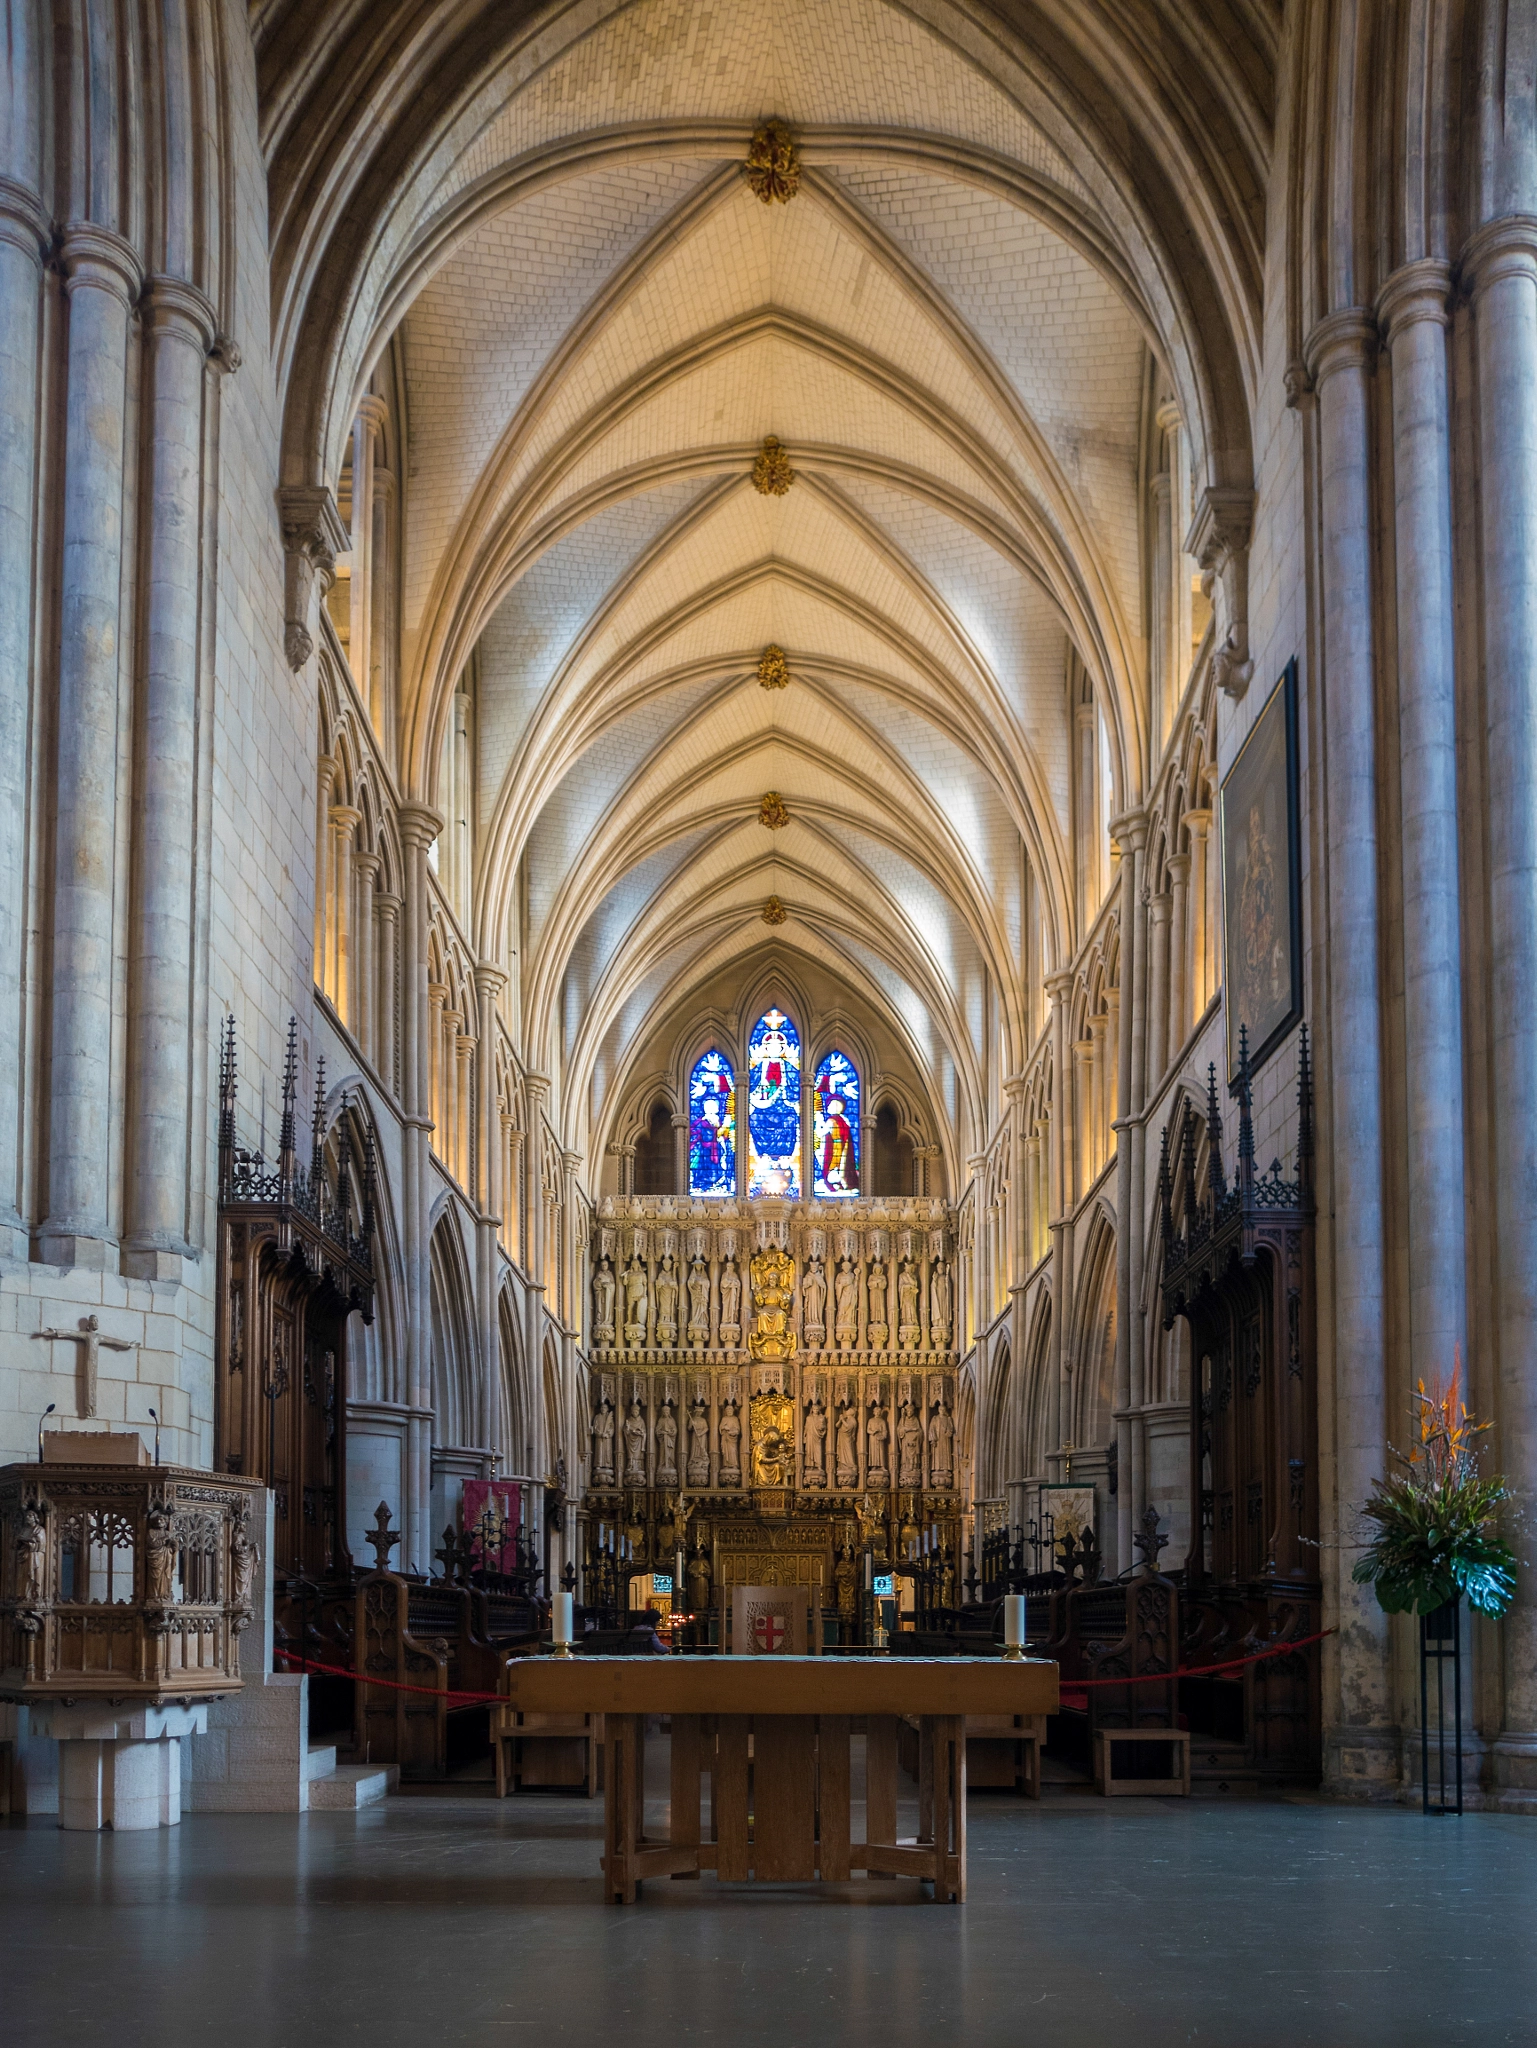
[463,1479,521,1571]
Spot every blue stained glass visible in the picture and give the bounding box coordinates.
[813,1050,861,1197]
[688,1051,736,1198]
[747,1008,801,1197]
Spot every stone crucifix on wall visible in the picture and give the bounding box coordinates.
[32,1315,137,1420]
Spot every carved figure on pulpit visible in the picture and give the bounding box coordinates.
[718,1398,742,1483]
[591,1396,616,1483]
[929,1259,952,1346]
[802,1396,827,1484]
[623,1397,648,1483]
[867,1260,888,1344]
[623,1258,649,1348]
[720,1261,742,1341]
[230,1517,257,1622]
[656,1397,679,1485]
[802,1257,827,1344]
[897,1260,920,1347]
[928,1396,955,1487]
[592,1255,616,1341]
[835,1400,859,1486]
[897,1399,924,1486]
[686,1259,710,1344]
[687,1398,710,1486]
[866,1395,889,1482]
[834,1258,859,1348]
[16,1503,46,1605]
[656,1255,679,1345]
[146,1507,177,1606]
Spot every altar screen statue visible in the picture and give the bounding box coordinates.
[835,1401,859,1486]
[656,1398,679,1485]
[802,1398,827,1484]
[686,1260,710,1344]
[656,1254,679,1345]
[866,1396,889,1480]
[867,1260,888,1335]
[928,1397,955,1486]
[623,1398,648,1483]
[687,1399,711,1486]
[834,1259,859,1348]
[802,1257,827,1342]
[623,1259,649,1346]
[897,1400,923,1486]
[720,1261,742,1335]
[930,1259,952,1344]
[591,1397,616,1483]
[592,1255,616,1338]
[717,1397,742,1481]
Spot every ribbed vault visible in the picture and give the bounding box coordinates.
[258,0,1271,1174]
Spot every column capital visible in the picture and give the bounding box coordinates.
[1154,398,1183,438]
[0,176,51,262]
[1302,307,1378,386]
[428,981,449,1009]
[1182,806,1212,835]
[58,221,141,307]
[1375,257,1452,341]
[356,393,389,434]
[1166,849,1192,879]
[1108,807,1147,854]
[473,961,508,998]
[396,801,445,851]
[455,1031,478,1057]
[526,1071,552,1107]
[1457,212,1537,298]
[328,803,363,837]
[1003,1075,1029,1102]
[1147,891,1172,923]
[141,273,218,355]
[374,890,402,919]
[354,848,382,880]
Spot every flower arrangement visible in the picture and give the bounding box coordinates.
[1352,1350,1516,1618]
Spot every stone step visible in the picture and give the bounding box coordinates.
[308,1762,397,1810]
[303,1741,338,1782]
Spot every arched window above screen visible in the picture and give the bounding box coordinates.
[688,1051,736,1198]
[812,1051,861,1197]
[747,1008,801,1197]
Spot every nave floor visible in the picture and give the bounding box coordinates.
[2,1760,1533,2048]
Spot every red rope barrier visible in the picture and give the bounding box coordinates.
[276,1626,1335,1705]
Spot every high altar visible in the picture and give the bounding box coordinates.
[584,1195,964,1627]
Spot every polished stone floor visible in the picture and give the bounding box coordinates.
[2,1769,1534,2048]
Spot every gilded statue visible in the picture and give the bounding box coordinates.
[747,1246,797,1364]
[750,1389,795,1487]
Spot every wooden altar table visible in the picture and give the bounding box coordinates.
[502,1655,1059,1903]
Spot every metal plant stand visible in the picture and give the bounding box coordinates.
[1420,1597,1463,1816]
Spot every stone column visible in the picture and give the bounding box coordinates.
[1166,851,1191,1055]
[374,891,400,1094]
[455,1027,476,1189]
[1304,308,1395,1789]
[474,964,507,1455]
[1183,809,1212,1022]
[397,804,443,1566]
[329,805,361,1030]
[672,1110,689,1198]
[1463,219,1537,1804]
[524,1074,552,1473]
[352,852,380,1066]
[1111,811,1146,1566]
[124,276,219,1277]
[427,985,448,1152]
[1378,259,1467,1385]
[1147,891,1172,1087]
[0,181,49,1251]
[1045,971,1075,1470]
[369,465,396,749]
[1089,1014,1110,1180]
[313,754,337,995]
[1150,469,1173,757]
[349,397,386,703]
[39,226,142,1268]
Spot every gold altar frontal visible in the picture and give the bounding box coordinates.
[504,1655,1059,1903]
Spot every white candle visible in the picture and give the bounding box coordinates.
[553,1590,573,1645]
[1004,1593,1026,1650]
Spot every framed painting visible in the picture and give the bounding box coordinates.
[1220,659,1302,1080]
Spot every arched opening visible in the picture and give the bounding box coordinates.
[632,1098,676,1195]
[871,1100,915,1197]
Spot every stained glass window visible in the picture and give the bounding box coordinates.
[812,1050,861,1197]
[688,1050,736,1198]
[747,1008,801,1197]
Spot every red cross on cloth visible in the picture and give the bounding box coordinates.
[750,1611,788,1653]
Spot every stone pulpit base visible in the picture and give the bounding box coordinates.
[33,1701,209,1830]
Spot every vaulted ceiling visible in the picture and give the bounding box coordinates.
[258,0,1275,1170]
